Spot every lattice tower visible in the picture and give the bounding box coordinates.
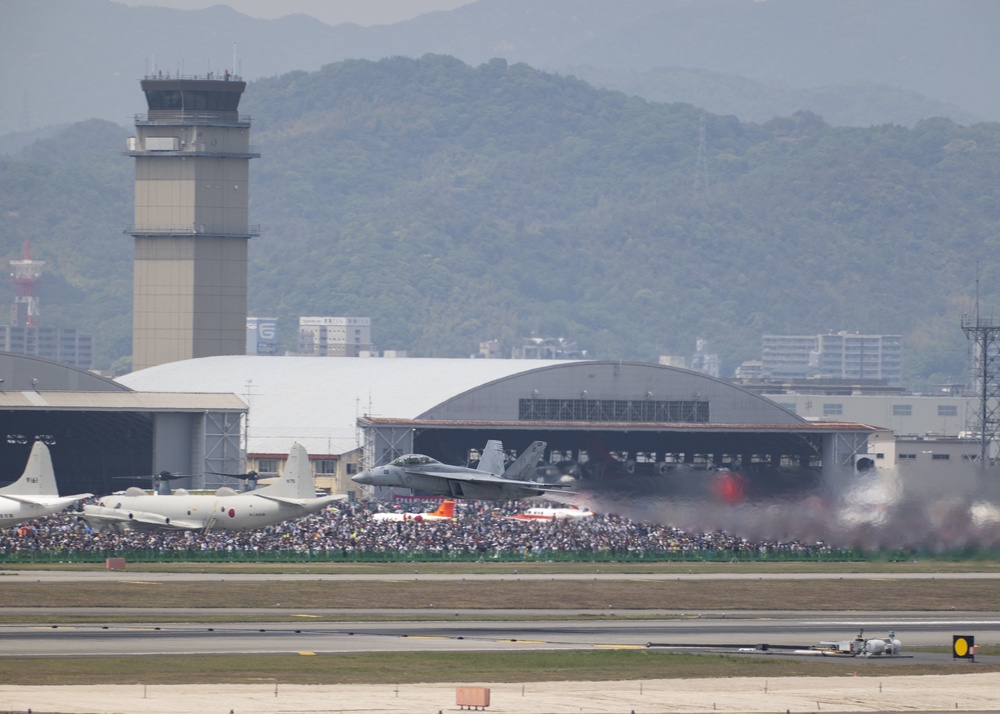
[10,240,44,326]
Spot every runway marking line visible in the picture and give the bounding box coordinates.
[293,614,321,618]
[594,644,645,649]
[298,651,316,656]
[119,581,162,585]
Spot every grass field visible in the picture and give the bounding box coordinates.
[5,558,1000,575]
[0,578,998,613]
[0,650,997,686]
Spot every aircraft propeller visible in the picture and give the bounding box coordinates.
[113,470,190,494]
[206,470,259,491]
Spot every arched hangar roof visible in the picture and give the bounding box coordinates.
[116,357,845,458]
[119,356,574,455]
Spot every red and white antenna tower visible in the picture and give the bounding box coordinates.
[10,240,44,327]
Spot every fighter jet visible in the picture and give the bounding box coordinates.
[81,442,343,532]
[0,441,92,527]
[352,440,567,500]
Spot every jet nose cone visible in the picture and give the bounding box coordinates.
[352,471,372,485]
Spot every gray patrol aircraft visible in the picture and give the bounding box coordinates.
[352,439,567,500]
[0,441,92,527]
[81,442,343,532]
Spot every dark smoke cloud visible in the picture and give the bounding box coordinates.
[563,463,1000,552]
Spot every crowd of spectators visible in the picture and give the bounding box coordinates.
[0,498,833,558]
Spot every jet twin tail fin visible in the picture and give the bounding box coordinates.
[502,441,547,482]
[0,441,59,497]
[476,440,506,476]
[258,442,315,500]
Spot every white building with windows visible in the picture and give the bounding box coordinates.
[761,332,902,386]
[298,316,373,357]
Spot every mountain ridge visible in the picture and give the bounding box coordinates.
[2,0,995,139]
[3,56,993,387]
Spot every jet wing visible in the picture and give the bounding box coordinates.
[425,470,571,491]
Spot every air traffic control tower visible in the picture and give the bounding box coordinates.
[127,73,259,372]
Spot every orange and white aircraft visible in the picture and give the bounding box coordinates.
[371,499,456,523]
[508,505,594,521]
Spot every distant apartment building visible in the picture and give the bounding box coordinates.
[659,339,719,378]
[734,360,763,381]
[817,332,902,384]
[0,325,93,370]
[658,355,687,369]
[477,339,502,359]
[689,338,720,378]
[298,317,373,357]
[761,332,902,386]
[512,337,586,359]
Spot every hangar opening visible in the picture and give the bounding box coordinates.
[0,353,247,495]
[358,361,876,501]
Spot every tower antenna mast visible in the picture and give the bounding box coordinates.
[962,261,1000,467]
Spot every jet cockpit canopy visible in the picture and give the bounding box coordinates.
[389,454,438,467]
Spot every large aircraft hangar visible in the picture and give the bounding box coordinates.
[359,360,877,498]
[0,353,246,495]
[120,356,878,499]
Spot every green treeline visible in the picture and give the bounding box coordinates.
[2,55,999,383]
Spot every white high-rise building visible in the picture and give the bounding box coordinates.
[761,332,902,386]
[298,317,372,357]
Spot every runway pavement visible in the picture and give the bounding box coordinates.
[2,613,999,658]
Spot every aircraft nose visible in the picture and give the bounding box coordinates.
[352,471,372,485]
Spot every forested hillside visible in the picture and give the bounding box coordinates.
[3,56,999,386]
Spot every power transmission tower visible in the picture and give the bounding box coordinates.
[962,292,1000,467]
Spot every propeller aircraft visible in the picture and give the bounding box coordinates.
[81,442,343,532]
[0,441,92,527]
[371,499,456,522]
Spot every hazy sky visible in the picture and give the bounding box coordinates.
[116,0,476,26]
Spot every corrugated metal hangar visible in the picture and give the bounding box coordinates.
[0,353,245,495]
[119,356,878,500]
